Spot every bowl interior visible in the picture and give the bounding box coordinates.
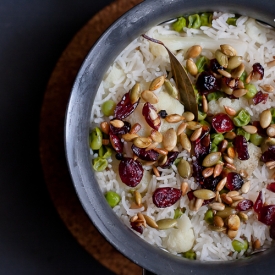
[65,0,275,274]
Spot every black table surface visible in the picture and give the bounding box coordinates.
[0,1,117,274]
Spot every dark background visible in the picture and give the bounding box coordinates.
[0,0,117,274]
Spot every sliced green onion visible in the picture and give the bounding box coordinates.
[172,17,187,32]
[236,128,250,141]
[244,83,257,99]
[188,14,201,29]
[196,56,209,73]
[233,109,250,127]
[250,133,264,146]
[93,157,108,172]
[210,133,224,145]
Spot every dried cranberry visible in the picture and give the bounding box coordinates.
[187,190,195,201]
[192,160,205,185]
[193,136,211,159]
[236,199,253,211]
[252,63,264,81]
[253,91,268,105]
[254,191,263,214]
[252,121,266,137]
[142,102,161,130]
[159,151,179,168]
[258,205,275,225]
[261,146,275,162]
[226,172,244,191]
[114,91,140,119]
[212,113,234,133]
[267,183,275,193]
[109,133,123,153]
[196,71,219,94]
[130,222,143,234]
[270,223,275,239]
[110,121,131,135]
[119,158,143,187]
[202,175,222,191]
[131,144,159,161]
[201,134,211,147]
[115,153,123,160]
[209,59,224,73]
[158,110,167,118]
[233,135,250,160]
[152,187,182,208]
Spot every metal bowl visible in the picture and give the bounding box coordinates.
[65,1,275,274]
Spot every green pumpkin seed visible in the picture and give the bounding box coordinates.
[193,189,216,200]
[215,49,228,68]
[156,218,177,230]
[227,56,243,70]
[215,207,236,219]
[164,79,179,99]
[202,152,221,167]
[177,159,191,178]
[143,214,158,229]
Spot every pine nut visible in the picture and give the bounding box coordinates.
[216,177,227,191]
[213,163,224,178]
[213,216,224,228]
[241,181,250,194]
[227,229,238,239]
[185,45,202,59]
[221,193,233,205]
[202,167,214,178]
[149,75,165,91]
[181,182,189,196]
[177,122,187,135]
[224,105,237,116]
[253,239,261,250]
[190,127,202,141]
[227,147,236,159]
[152,166,160,177]
[165,114,185,123]
[218,69,231,78]
[130,123,141,134]
[260,109,272,129]
[202,95,208,113]
[209,202,225,211]
[110,119,124,128]
[100,121,110,134]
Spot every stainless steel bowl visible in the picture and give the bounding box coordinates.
[65,1,275,274]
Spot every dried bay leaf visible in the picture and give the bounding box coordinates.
[142,34,198,121]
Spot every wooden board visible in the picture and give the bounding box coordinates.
[39,0,142,274]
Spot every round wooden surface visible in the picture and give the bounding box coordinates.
[39,0,142,274]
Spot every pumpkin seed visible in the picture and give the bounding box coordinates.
[163,128,177,151]
[165,114,184,123]
[143,214,158,229]
[110,119,124,128]
[213,216,224,228]
[151,130,163,143]
[241,181,250,194]
[227,56,243,70]
[177,122,187,135]
[215,49,228,68]
[149,75,165,91]
[133,137,152,148]
[193,189,216,200]
[177,159,191,178]
[225,214,240,231]
[224,105,237,116]
[182,111,195,122]
[130,83,140,104]
[216,207,236,218]
[122,133,139,142]
[220,44,237,56]
[156,218,177,230]
[202,152,222,167]
[185,45,202,59]
[233,88,248,97]
[231,63,245,78]
[260,109,272,129]
[186,58,198,76]
[164,79,179,99]
[209,202,225,211]
[179,132,191,152]
[141,90,159,104]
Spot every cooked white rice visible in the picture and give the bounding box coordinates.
[90,12,275,261]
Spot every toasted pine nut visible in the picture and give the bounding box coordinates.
[253,239,261,250]
[152,166,160,177]
[214,163,224,178]
[202,95,208,113]
[130,123,141,134]
[102,139,110,145]
[177,122,187,135]
[227,191,240,197]
[213,216,224,228]
[202,167,214,178]
[227,147,236,159]
[224,105,236,116]
[209,202,225,211]
[190,127,202,141]
[216,177,227,192]
[100,121,110,134]
[110,119,124,128]
[221,193,233,204]
[181,182,189,196]
[241,181,250,194]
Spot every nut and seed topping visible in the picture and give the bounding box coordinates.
[220,44,237,56]
[202,167,214,178]
[209,202,225,211]
[213,216,224,228]
[163,128,177,151]
[260,109,272,129]
[156,218,177,230]
[185,45,202,59]
[134,190,142,206]
[130,123,141,134]
[165,114,185,123]
[100,121,110,134]
[190,127,203,141]
[186,58,198,76]
[141,90,159,104]
[129,83,140,104]
[110,119,124,128]
[151,130,163,143]
[216,177,227,192]
[179,132,192,152]
[177,122,187,135]
[149,75,165,91]
[181,182,189,196]
[143,214,158,229]
[193,189,216,200]
[224,105,237,116]
[133,137,152,148]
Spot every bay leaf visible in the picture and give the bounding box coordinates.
[142,34,198,121]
